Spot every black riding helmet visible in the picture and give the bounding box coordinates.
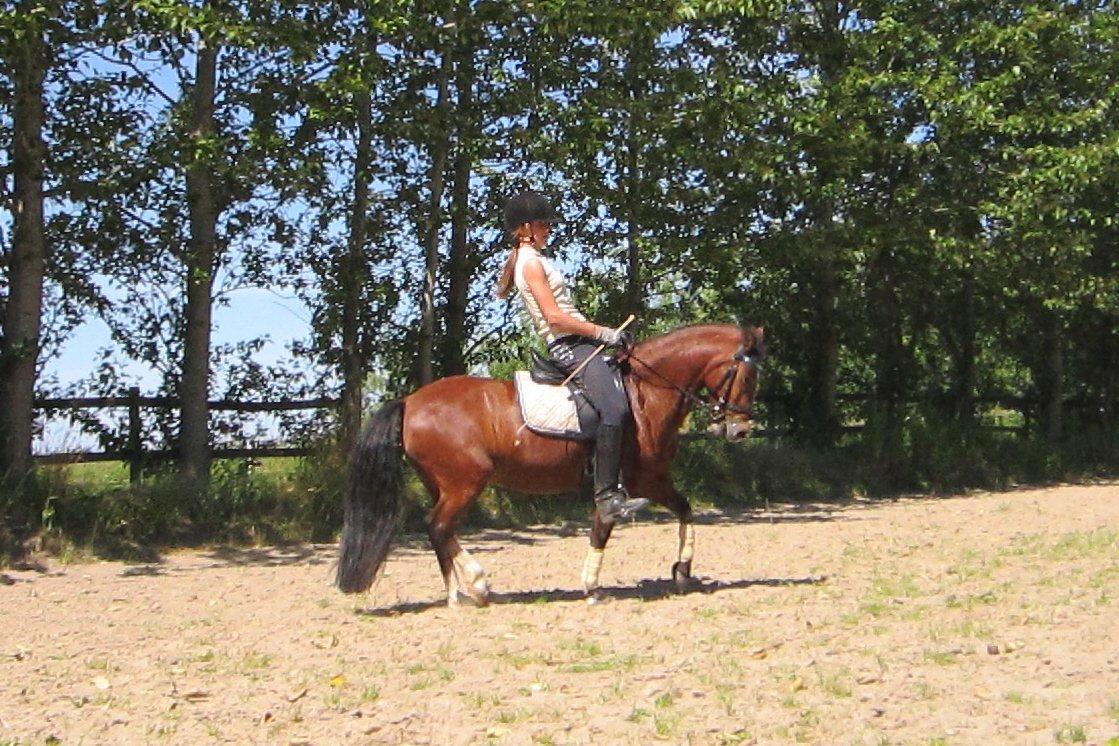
[503,191,559,232]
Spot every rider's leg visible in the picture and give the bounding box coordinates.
[579,351,649,522]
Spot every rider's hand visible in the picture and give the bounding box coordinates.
[597,327,634,352]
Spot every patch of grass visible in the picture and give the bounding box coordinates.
[492,649,543,670]
[949,619,993,639]
[238,651,272,671]
[627,707,650,723]
[653,708,680,739]
[1004,691,1027,705]
[1054,724,1087,743]
[566,654,639,674]
[467,693,503,709]
[923,649,959,666]
[495,709,528,724]
[361,686,380,703]
[948,548,1002,581]
[718,729,753,745]
[716,685,735,715]
[871,574,922,599]
[945,589,999,609]
[1046,530,1118,561]
[817,671,852,698]
[557,637,603,658]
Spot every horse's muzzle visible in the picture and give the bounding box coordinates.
[708,419,753,442]
[724,420,753,443]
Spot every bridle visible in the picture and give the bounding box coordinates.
[625,345,761,425]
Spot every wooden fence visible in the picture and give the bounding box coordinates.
[33,387,340,483]
[32,386,1058,482]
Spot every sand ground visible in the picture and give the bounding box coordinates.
[2,481,1118,745]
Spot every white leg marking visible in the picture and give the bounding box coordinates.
[582,547,605,592]
[678,522,696,564]
[444,567,461,607]
[452,547,489,599]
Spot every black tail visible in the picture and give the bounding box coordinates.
[336,398,405,593]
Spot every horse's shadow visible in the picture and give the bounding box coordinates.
[355,573,826,617]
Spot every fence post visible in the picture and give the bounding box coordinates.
[128,386,142,484]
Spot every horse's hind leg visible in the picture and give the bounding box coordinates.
[428,488,490,607]
[581,512,616,603]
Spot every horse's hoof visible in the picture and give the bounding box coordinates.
[585,588,610,605]
[672,561,694,593]
[459,580,490,607]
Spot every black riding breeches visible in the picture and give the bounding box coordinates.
[548,336,629,427]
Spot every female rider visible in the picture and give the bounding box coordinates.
[496,191,648,522]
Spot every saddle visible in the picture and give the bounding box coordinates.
[513,351,600,440]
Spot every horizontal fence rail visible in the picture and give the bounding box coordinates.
[33,387,342,483]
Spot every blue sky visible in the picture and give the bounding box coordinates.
[46,288,314,391]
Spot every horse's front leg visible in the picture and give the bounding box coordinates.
[581,511,615,604]
[642,476,696,592]
[672,510,697,592]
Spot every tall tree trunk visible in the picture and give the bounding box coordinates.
[952,278,977,423]
[797,0,843,445]
[622,50,642,319]
[804,259,840,443]
[443,3,474,377]
[180,34,219,484]
[1102,311,1117,430]
[417,44,451,386]
[1038,308,1064,444]
[870,249,905,430]
[0,25,47,487]
[340,86,373,451]
[623,127,641,319]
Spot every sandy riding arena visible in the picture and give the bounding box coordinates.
[3,482,1118,744]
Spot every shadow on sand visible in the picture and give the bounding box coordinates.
[355,573,827,617]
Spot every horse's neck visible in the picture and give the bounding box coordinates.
[629,344,712,442]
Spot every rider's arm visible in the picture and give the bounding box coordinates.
[522,258,610,340]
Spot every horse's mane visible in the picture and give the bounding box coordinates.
[634,323,763,357]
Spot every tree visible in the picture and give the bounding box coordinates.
[0,5,47,486]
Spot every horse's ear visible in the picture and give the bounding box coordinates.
[746,326,765,354]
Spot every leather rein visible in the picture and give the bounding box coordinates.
[625,345,760,424]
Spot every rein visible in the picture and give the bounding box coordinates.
[625,346,759,423]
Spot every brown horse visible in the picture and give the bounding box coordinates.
[336,323,764,605]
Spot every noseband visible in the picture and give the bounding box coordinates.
[626,345,761,423]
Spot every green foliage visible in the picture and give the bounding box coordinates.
[2,0,1117,521]
[5,417,1115,563]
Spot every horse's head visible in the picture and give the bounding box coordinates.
[702,327,765,443]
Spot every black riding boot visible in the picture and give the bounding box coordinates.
[593,423,649,521]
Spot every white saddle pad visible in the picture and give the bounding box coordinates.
[513,371,582,438]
